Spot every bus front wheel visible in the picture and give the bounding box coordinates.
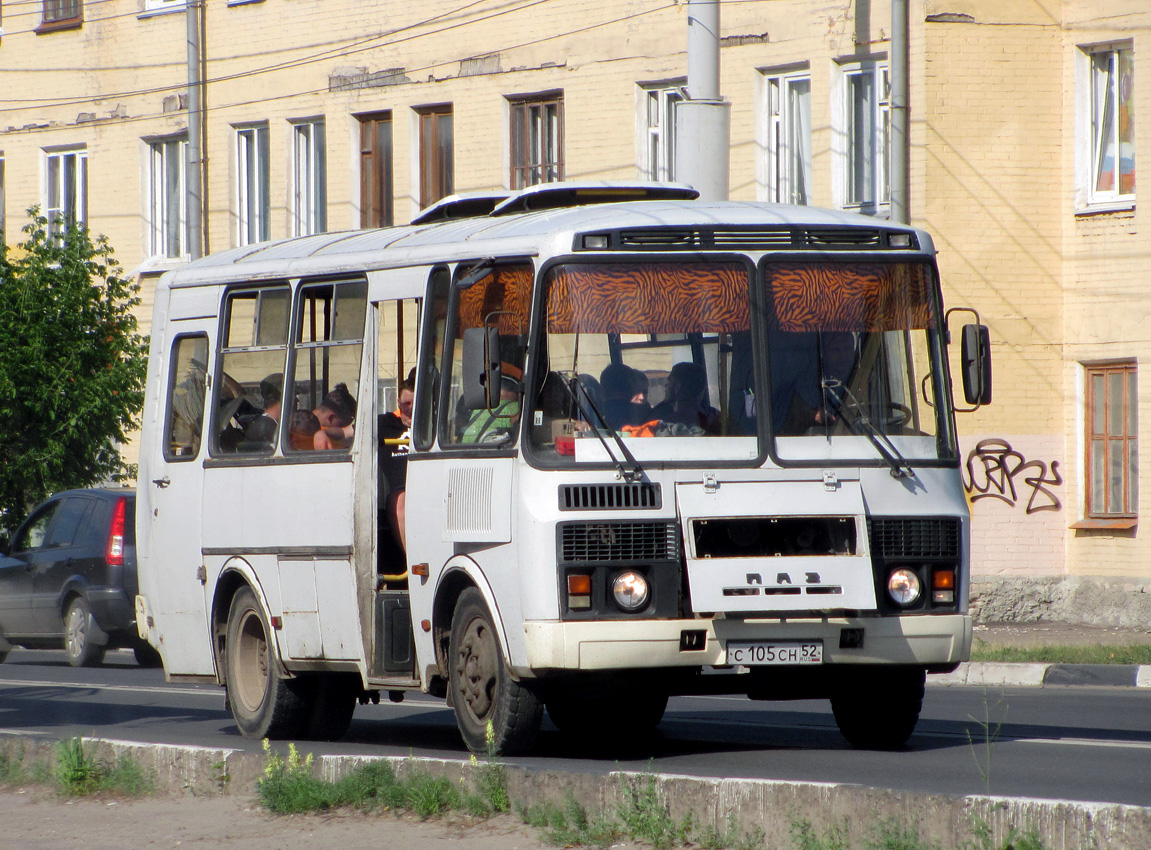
[224,586,309,739]
[830,667,925,750]
[448,588,542,756]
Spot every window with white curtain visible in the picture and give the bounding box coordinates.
[236,124,269,246]
[292,119,327,236]
[763,70,812,205]
[149,136,188,258]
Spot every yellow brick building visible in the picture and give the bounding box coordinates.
[0,0,1147,595]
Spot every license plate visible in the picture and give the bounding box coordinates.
[726,641,823,665]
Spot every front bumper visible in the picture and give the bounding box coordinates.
[522,614,971,674]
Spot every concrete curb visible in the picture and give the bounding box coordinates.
[2,735,1149,849]
[935,662,1151,688]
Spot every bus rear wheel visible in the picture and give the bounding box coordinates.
[225,586,309,739]
[830,667,925,750]
[448,588,542,756]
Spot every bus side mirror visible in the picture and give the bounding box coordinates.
[961,323,992,406]
[462,326,502,410]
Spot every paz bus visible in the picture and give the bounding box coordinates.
[134,182,991,755]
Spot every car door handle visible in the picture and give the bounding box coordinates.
[152,476,171,489]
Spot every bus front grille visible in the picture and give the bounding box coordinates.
[867,517,961,560]
[559,521,678,563]
[559,483,662,511]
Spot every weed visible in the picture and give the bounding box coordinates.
[53,738,154,797]
[519,795,620,848]
[0,745,25,785]
[965,691,1007,794]
[699,811,766,850]
[792,817,850,850]
[404,770,458,819]
[618,772,679,849]
[965,815,1054,850]
[866,817,941,850]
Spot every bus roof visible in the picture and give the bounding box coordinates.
[162,190,934,290]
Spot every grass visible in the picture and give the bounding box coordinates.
[970,643,1151,665]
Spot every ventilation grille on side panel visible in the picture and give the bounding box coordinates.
[804,228,884,248]
[618,230,703,248]
[559,483,662,511]
[710,227,795,249]
[608,226,910,252]
[560,521,678,563]
[868,518,961,559]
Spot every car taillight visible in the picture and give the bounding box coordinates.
[107,497,126,566]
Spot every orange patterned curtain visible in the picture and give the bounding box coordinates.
[457,263,534,337]
[547,262,749,334]
[766,262,936,332]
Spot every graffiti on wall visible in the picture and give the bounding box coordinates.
[963,438,1063,514]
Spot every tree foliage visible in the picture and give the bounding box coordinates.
[0,209,148,530]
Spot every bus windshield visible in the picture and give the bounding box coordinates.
[529,257,954,466]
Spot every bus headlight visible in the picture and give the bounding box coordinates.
[612,570,650,612]
[886,568,922,606]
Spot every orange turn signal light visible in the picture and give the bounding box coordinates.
[933,569,956,590]
[567,574,592,595]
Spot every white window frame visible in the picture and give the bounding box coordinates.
[638,82,684,182]
[44,146,87,235]
[1076,43,1134,211]
[235,124,269,246]
[142,0,185,14]
[148,136,189,259]
[759,67,812,205]
[0,152,6,245]
[832,60,889,214]
[292,119,327,237]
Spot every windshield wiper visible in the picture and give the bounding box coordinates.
[822,380,914,479]
[559,371,644,483]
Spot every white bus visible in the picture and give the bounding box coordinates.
[135,182,991,755]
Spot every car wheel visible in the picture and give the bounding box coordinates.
[64,597,107,668]
[448,588,542,756]
[224,586,309,739]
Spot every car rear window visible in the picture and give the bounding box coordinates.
[45,498,95,548]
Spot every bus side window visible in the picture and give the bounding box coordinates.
[413,267,449,451]
[441,262,533,448]
[164,334,209,460]
[377,297,420,563]
[285,279,367,453]
[212,286,290,455]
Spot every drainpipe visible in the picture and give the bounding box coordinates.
[675,0,730,201]
[889,0,909,224]
[187,0,204,259]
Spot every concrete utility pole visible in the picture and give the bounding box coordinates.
[675,0,730,201]
[889,0,910,224]
[187,0,204,260]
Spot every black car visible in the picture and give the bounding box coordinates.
[0,488,160,667]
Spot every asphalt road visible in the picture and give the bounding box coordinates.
[1,648,1149,807]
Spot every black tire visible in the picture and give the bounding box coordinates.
[224,586,310,740]
[133,641,164,669]
[0,648,8,664]
[546,688,667,739]
[64,597,106,668]
[448,588,543,756]
[303,673,359,742]
[830,667,925,750]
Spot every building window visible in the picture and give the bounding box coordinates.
[292,119,326,236]
[417,105,453,210]
[142,0,186,14]
[148,136,188,258]
[509,93,563,190]
[236,124,269,246]
[1085,361,1137,517]
[640,83,684,182]
[0,153,6,246]
[40,0,81,29]
[1082,45,1134,208]
[45,147,87,235]
[358,112,392,229]
[835,61,889,213]
[763,69,812,204]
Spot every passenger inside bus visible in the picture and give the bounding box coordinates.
[461,372,522,444]
[242,373,283,449]
[649,361,720,435]
[379,373,414,552]
[597,363,652,429]
[310,383,357,450]
[288,409,322,451]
